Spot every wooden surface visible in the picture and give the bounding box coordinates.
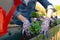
[51,29,60,40]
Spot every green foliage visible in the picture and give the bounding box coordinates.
[50,18,60,30]
[57,19,60,24]
[30,21,42,35]
[50,19,57,28]
[53,19,58,26]
[39,13,45,17]
[30,12,38,18]
[50,19,59,28]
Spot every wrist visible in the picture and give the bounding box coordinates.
[46,9,53,18]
